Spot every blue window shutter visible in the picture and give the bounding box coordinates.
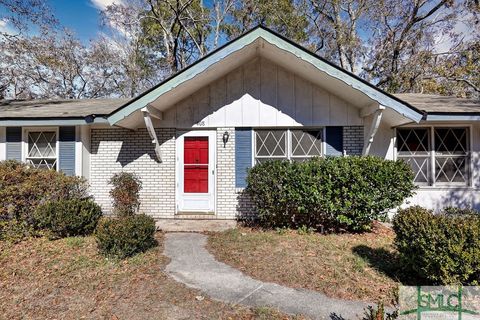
[59,126,76,176]
[6,127,22,161]
[325,126,343,156]
[235,128,252,188]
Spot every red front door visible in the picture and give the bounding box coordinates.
[184,137,209,193]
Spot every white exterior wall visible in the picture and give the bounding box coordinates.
[0,127,5,161]
[88,127,251,219]
[90,128,176,218]
[156,57,363,128]
[80,126,91,180]
[216,127,237,218]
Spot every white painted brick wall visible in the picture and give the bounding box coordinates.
[90,128,176,218]
[343,126,364,155]
[89,126,364,220]
[216,128,238,219]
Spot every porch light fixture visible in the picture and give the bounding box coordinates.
[223,131,229,148]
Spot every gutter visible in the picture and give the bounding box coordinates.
[0,114,109,126]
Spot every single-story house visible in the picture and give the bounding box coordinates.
[1,26,480,220]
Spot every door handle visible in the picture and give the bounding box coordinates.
[212,169,215,175]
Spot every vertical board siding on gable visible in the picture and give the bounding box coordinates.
[6,127,22,161]
[59,126,76,176]
[163,57,363,128]
[235,128,252,188]
[325,126,343,156]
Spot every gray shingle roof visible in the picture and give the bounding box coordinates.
[394,93,480,114]
[1,94,479,120]
[0,98,128,119]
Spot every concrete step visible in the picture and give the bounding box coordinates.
[155,219,237,232]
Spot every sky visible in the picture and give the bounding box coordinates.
[46,0,118,42]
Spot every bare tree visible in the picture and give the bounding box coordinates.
[363,0,456,92]
[0,0,58,35]
[1,0,478,100]
[307,0,370,73]
[140,0,212,73]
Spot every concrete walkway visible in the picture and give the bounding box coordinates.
[164,233,370,320]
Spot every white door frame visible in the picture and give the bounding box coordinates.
[176,130,216,213]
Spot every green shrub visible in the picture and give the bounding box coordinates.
[393,206,480,285]
[246,156,416,232]
[34,198,102,239]
[0,219,36,243]
[109,172,142,217]
[0,160,88,224]
[95,214,156,259]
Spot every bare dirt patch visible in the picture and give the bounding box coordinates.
[0,234,304,320]
[207,223,401,305]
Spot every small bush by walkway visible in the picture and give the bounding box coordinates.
[208,223,402,305]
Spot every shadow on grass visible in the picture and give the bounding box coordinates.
[352,245,419,285]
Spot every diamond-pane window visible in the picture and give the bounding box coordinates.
[435,128,467,155]
[397,127,470,186]
[255,130,287,158]
[291,130,323,158]
[396,128,432,184]
[26,131,57,170]
[397,128,430,155]
[402,156,430,184]
[255,129,324,163]
[434,128,469,185]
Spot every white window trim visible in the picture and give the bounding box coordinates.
[253,127,325,162]
[22,127,60,171]
[0,127,6,161]
[394,124,473,188]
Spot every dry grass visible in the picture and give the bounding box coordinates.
[208,223,401,305]
[0,234,305,320]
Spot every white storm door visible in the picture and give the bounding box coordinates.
[176,131,216,213]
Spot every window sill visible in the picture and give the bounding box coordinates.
[416,185,476,191]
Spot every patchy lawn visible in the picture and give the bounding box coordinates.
[0,234,305,320]
[208,223,401,305]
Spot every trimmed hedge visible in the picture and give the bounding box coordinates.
[0,160,88,224]
[246,156,416,232]
[393,206,480,285]
[95,214,156,259]
[34,199,102,239]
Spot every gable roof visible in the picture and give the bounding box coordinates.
[107,25,425,125]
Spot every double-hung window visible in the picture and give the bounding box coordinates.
[396,127,470,186]
[25,130,58,170]
[254,129,323,163]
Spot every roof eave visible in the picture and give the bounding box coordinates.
[425,113,480,121]
[0,116,108,126]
